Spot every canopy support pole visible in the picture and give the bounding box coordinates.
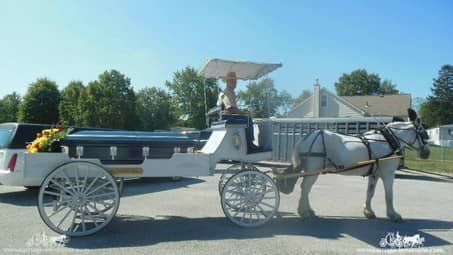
[204,78,208,128]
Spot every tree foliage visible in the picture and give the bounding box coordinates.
[165,67,218,129]
[237,78,291,118]
[0,92,21,123]
[379,79,399,95]
[419,65,453,127]
[59,81,86,126]
[136,87,174,130]
[292,89,312,108]
[18,78,60,124]
[412,97,426,113]
[335,69,399,96]
[84,70,137,129]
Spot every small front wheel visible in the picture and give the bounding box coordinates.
[221,169,280,227]
[38,161,120,236]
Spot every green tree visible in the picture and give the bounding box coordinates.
[84,70,137,129]
[59,81,86,126]
[412,97,426,113]
[335,69,400,96]
[237,78,290,118]
[165,67,218,129]
[136,87,174,130]
[335,69,381,96]
[379,79,399,95]
[292,89,312,108]
[0,92,21,122]
[419,65,453,127]
[419,101,438,128]
[18,78,60,124]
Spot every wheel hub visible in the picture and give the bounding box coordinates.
[72,193,86,207]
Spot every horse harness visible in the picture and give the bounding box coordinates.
[299,127,403,177]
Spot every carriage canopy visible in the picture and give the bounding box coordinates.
[198,58,282,80]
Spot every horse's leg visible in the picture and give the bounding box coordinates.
[381,169,402,222]
[298,174,319,220]
[363,174,378,219]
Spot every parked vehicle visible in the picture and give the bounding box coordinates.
[1,59,284,237]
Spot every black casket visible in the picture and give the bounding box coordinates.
[61,130,200,165]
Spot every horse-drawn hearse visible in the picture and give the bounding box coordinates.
[0,59,430,237]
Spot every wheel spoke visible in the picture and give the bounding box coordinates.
[86,192,116,200]
[44,190,64,197]
[56,207,73,228]
[49,179,73,196]
[42,200,71,208]
[73,164,81,192]
[61,168,77,194]
[259,201,275,209]
[68,207,78,232]
[81,210,86,233]
[47,203,70,218]
[83,171,103,194]
[85,181,111,196]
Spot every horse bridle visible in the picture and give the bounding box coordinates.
[386,123,428,151]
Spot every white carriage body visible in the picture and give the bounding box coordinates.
[1,121,272,187]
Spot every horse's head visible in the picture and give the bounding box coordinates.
[386,108,430,159]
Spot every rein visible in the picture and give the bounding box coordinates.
[385,125,425,152]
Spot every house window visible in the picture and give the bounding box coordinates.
[321,95,328,107]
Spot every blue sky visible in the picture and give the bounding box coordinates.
[1,0,452,99]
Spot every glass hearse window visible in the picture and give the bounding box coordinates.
[8,124,50,149]
[0,124,16,149]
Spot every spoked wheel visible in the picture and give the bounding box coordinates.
[218,164,243,195]
[38,161,120,237]
[221,169,280,227]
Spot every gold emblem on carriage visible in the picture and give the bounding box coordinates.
[232,131,241,149]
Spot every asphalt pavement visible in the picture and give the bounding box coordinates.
[0,164,452,255]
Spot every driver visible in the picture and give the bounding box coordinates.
[218,71,258,150]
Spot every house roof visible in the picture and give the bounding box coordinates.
[321,88,366,115]
[341,94,411,116]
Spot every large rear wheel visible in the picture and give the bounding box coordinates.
[38,161,120,236]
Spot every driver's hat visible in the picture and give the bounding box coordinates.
[224,71,237,81]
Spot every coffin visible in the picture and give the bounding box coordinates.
[61,130,200,165]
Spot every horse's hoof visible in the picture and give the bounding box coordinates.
[363,208,376,219]
[388,213,403,222]
[298,209,317,220]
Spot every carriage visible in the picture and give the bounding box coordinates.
[1,59,429,237]
[0,59,285,237]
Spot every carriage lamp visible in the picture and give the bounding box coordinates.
[110,146,117,160]
[187,147,194,153]
[142,146,150,159]
[174,147,181,153]
[76,146,84,159]
[232,132,241,149]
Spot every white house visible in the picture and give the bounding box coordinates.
[288,84,411,119]
[427,125,453,147]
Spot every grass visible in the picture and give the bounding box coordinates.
[404,145,453,174]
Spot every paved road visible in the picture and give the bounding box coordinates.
[0,164,452,254]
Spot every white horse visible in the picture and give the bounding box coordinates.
[279,109,430,222]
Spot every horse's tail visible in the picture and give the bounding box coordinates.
[276,133,313,194]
